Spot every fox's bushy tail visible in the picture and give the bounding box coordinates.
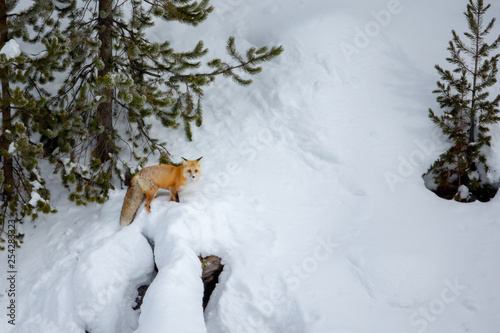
[120,181,144,226]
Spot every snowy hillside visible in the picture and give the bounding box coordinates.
[2,0,500,332]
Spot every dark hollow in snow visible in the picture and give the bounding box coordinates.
[133,284,150,311]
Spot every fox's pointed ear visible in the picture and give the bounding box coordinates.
[181,157,188,166]
[196,156,203,163]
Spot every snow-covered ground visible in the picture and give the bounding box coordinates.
[2,0,500,332]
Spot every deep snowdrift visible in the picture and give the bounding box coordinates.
[2,0,500,332]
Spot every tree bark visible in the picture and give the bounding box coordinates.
[96,0,115,162]
[200,255,223,310]
[0,0,14,199]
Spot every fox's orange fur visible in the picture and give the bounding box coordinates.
[120,157,202,226]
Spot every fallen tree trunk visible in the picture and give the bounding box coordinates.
[133,255,224,312]
[200,255,224,310]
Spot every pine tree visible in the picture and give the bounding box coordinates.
[47,0,283,206]
[425,0,500,202]
[0,0,67,247]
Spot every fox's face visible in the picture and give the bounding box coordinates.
[182,157,203,184]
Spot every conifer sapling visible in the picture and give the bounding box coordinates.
[425,0,500,202]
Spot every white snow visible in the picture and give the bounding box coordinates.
[457,185,470,201]
[7,142,15,155]
[0,40,21,59]
[2,0,500,332]
[28,192,45,206]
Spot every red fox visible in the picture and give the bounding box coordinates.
[120,157,203,226]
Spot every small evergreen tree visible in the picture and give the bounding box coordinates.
[425,0,500,202]
[0,0,67,247]
[47,0,283,206]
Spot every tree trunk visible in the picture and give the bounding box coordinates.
[95,0,115,162]
[468,5,483,146]
[0,0,14,199]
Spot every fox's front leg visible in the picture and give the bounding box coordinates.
[169,186,180,202]
[144,187,159,212]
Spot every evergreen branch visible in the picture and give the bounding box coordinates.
[170,37,283,83]
[114,98,163,154]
